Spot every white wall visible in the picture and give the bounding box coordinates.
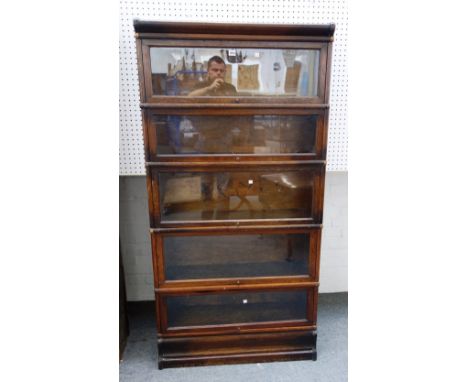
[120,172,347,301]
[321,171,348,292]
[119,177,153,301]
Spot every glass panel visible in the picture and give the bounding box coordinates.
[150,47,320,97]
[159,169,314,221]
[166,290,308,327]
[153,115,317,155]
[164,233,309,280]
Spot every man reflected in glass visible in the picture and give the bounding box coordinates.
[188,56,237,96]
[187,56,238,218]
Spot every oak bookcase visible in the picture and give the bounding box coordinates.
[133,20,334,369]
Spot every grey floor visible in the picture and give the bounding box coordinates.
[119,292,347,382]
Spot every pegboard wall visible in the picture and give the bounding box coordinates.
[119,0,348,175]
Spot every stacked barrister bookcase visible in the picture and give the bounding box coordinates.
[134,20,334,369]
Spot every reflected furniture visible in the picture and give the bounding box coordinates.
[134,20,334,368]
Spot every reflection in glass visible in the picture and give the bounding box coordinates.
[164,233,310,280]
[166,290,308,327]
[150,47,320,97]
[153,115,317,155]
[158,169,314,221]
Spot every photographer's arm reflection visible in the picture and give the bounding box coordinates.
[188,56,237,96]
[187,56,237,219]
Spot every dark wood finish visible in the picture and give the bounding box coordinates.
[158,323,317,338]
[151,224,322,233]
[147,160,326,166]
[139,33,331,43]
[140,103,330,108]
[153,219,320,229]
[135,39,146,108]
[156,282,319,294]
[134,20,334,38]
[150,234,161,294]
[134,21,333,368]
[157,330,317,368]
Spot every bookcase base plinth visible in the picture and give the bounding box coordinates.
[157,330,317,369]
